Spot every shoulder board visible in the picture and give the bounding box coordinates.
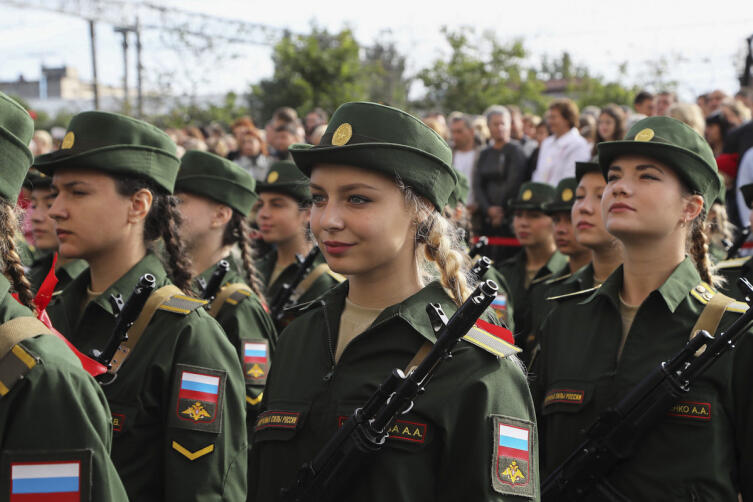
[463,319,521,359]
[690,282,715,305]
[158,294,208,315]
[327,270,346,283]
[715,256,749,270]
[725,301,749,314]
[545,272,572,286]
[547,285,600,302]
[530,272,554,286]
[0,344,38,398]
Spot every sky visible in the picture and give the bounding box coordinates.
[2,0,752,105]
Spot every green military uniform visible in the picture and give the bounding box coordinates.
[35,111,247,500]
[537,117,752,499]
[16,237,35,269]
[0,90,127,501]
[497,182,567,343]
[250,281,538,501]
[28,251,87,295]
[255,161,343,315]
[717,182,753,298]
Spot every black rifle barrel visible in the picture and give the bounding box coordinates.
[92,273,156,369]
[469,236,489,258]
[471,256,492,280]
[202,260,230,301]
[282,279,499,501]
[726,226,751,259]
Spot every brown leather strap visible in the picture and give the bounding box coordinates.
[208,283,252,317]
[108,285,182,375]
[291,263,331,303]
[0,317,50,358]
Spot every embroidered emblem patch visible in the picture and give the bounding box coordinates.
[331,123,353,146]
[521,189,533,201]
[2,449,92,502]
[267,171,279,183]
[634,128,655,142]
[337,416,428,444]
[544,388,585,407]
[243,341,269,384]
[491,415,534,497]
[61,131,75,150]
[111,413,125,433]
[169,364,226,434]
[667,401,711,421]
[255,411,301,432]
[561,188,573,202]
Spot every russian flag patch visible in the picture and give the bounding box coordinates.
[169,364,226,434]
[2,450,92,502]
[243,340,270,384]
[491,415,534,497]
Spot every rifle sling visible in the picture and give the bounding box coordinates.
[690,290,735,356]
[108,284,182,376]
[290,263,331,303]
[0,317,51,357]
[404,341,433,374]
[208,283,252,317]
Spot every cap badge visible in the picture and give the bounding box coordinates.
[267,171,279,183]
[61,131,75,150]
[635,128,655,142]
[522,189,533,201]
[562,188,573,202]
[332,123,353,146]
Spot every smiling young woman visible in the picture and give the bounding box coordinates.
[535,116,753,500]
[34,111,247,501]
[249,102,538,501]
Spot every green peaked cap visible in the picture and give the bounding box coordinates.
[0,91,34,202]
[24,168,52,191]
[34,111,179,193]
[289,101,456,209]
[508,181,556,211]
[598,116,720,208]
[256,160,311,203]
[175,150,257,215]
[575,155,601,184]
[545,177,578,213]
[447,169,469,207]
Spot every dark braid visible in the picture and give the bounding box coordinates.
[0,203,34,310]
[222,211,266,304]
[689,210,714,286]
[113,176,194,294]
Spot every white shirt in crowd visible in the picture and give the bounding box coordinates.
[532,127,591,185]
[453,149,476,204]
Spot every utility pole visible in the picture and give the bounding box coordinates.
[135,18,143,118]
[114,25,130,113]
[88,19,99,110]
[741,34,753,88]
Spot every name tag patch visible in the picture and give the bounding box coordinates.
[337,416,428,444]
[255,411,301,431]
[111,413,125,433]
[667,401,711,421]
[544,388,585,407]
[491,415,535,498]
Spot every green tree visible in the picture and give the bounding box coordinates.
[362,31,411,108]
[150,92,250,129]
[248,26,367,124]
[415,27,546,114]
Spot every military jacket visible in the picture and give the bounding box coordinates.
[536,258,753,500]
[0,276,127,501]
[197,255,276,424]
[255,248,342,308]
[716,255,753,300]
[496,250,567,342]
[250,281,540,501]
[47,253,247,501]
[28,251,87,295]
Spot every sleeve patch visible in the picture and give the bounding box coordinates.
[171,441,215,461]
[168,364,226,434]
[490,415,535,498]
[2,449,92,502]
[243,340,269,385]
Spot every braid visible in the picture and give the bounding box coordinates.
[689,210,715,287]
[422,213,472,306]
[158,195,194,294]
[0,203,34,310]
[223,212,266,304]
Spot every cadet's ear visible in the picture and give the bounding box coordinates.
[211,203,233,229]
[682,194,704,223]
[128,188,153,224]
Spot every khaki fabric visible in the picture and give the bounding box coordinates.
[335,298,382,363]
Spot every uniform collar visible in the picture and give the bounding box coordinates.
[589,257,700,314]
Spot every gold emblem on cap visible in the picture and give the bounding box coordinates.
[522,189,533,201]
[332,123,353,146]
[562,188,573,202]
[635,128,655,142]
[61,131,75,150]
[267,171,279,183]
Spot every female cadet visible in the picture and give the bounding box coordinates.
[35,111,247,500]
[250,102,538,501]
[254,160,343,321]
[0,92,127,500]
[173,149,276,421]
[536,116,753,500]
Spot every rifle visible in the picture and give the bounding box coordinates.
[470,256,492,281]
[269,246,321,323]
[726,226,751,260]
[91,273,156,382]
[199,259,230,301]
[281,279,499,502]
[541,277,753,501]
[469,236,489,258]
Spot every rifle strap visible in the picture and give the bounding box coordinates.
[290,263,331,303]
[108,284,183,376]
[404,341,433,374]
[0,317,51,358]
[208,283,252,317]
[0,317,50,398]
[690,289,736,356]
